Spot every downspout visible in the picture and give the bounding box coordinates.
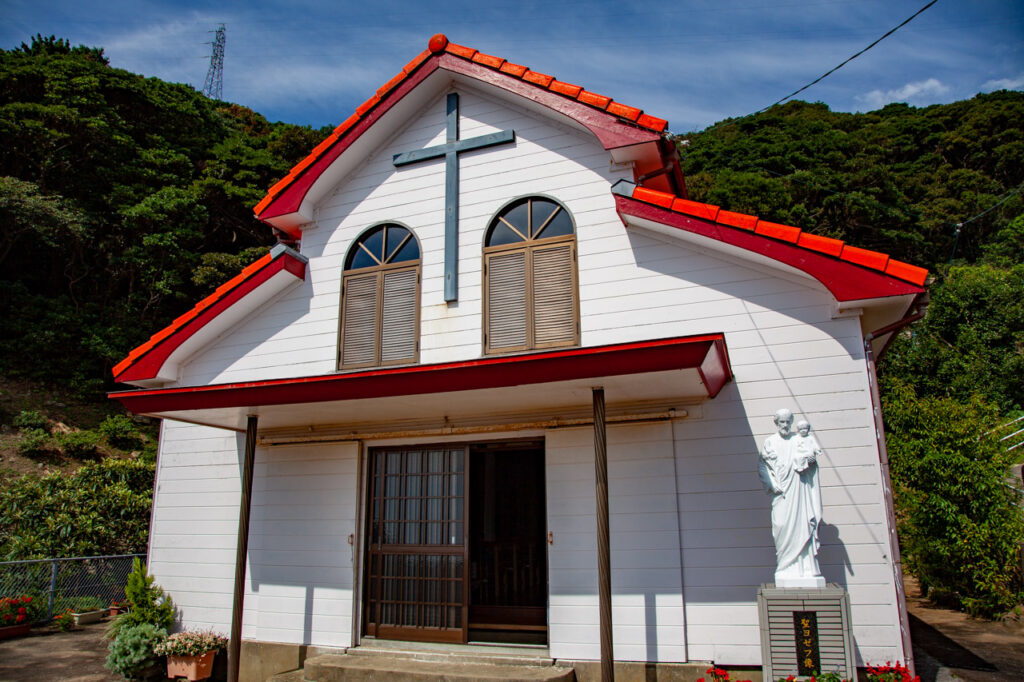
[862,298,926,675]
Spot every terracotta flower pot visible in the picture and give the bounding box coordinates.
[165,650,217,681]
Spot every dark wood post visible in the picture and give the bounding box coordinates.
[228,415,258,682]
[593,388,614,681]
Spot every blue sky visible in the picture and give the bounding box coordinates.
[2,0,1021,133]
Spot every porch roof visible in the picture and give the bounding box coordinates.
[108,334,731,432]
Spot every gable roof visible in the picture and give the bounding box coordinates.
[254,34,682,235]
[112,245,307,386]
[612,180,928,301]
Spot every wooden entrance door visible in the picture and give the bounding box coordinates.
[364,446,467,643]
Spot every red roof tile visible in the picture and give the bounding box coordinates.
[549,80,583,98]
[523,70,555,87]
[841,245,889,272]
[472,52,505,69]
[755,220,801,243]
[717,209,759,231]
[112,249,307,382]
[254,34,672,222]
[618,181,928,288]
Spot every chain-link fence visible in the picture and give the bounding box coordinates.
[0,554,144,623]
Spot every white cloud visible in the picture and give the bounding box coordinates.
[856,78,951,110]
[981,74,1024,92]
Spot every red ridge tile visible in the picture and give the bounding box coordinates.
[500,62,528,78]
[755,220,801,244]
[309,133,339,159]
[797,232,844,257]
[633,186,675,209]
[671,198,719,222]
[841,245,890,271]
[267,174,295,198]
[549,80,583,98]
[637,113,668,132]
[523,70,554,87]
[404,49,432,73]
[290,152,319,176]
[577,90,611,109]
[472,52,505,69]
[606,102,642,121]
[717,209,759,231]
[885,259,928,286]
[355,95,381,117]
[445,42,477,59]
[334,113,361,136]
[377,72,406,98]
[254,194,273,215]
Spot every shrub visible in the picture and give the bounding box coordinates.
[883,379,1024,616]
[105,623,167,679]
[0,595,40,626]
[15,428,53,457]
[12,410,49,432]
[57,430,101,458]
[54,595,107,613]
[52,609,75,631]
[107,558,175,642]
[99,415,143,451]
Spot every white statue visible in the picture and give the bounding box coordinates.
[758,409,825,588]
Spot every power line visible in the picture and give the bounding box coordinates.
[947,181,1024,263]
[691,0,940,137]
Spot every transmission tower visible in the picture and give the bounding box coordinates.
[202,24,225,100]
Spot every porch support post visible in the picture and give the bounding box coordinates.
[228,415,258,682]
[592,388,614,682]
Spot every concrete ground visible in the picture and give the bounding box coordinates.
[0,588,1020,682]
[0,620,119,682]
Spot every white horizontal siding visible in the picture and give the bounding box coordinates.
[148,421,359,648]
[179,85,632,384]
[546,423,685,663]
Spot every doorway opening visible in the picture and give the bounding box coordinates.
[362,440,547,645]
[469,441,547,644]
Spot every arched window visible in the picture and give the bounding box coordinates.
[483,196,579,354]
[339,223,421,369]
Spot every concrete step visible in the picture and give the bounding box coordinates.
[300,653,576,682]
[346,641,554,668]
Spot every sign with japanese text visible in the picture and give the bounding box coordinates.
[793,611,820,675]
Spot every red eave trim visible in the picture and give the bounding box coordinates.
[109,334,731,414]
[613,184,927,301]
[255,34,668,227]
[113,249,307,384]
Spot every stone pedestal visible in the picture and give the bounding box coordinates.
[757,583,856,681]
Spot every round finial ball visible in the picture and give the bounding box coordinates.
[428,34,448,53]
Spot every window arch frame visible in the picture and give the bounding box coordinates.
[338,222,422,370]
[481,195,580,355]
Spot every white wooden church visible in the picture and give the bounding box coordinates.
[111,34,928,681]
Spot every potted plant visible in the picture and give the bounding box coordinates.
[66,596,108,626]
[109,600,128,617]
[0,595,37,639]
[154,630,227,681]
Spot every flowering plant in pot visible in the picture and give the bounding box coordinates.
[153,630,227,681]
[0,596,38,638]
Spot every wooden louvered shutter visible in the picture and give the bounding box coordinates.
[380,268,418,363]
[531,242,577,347]
[340,272,380,367]
[485,250,528,352]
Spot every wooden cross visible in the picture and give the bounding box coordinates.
[393,93,515,302]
